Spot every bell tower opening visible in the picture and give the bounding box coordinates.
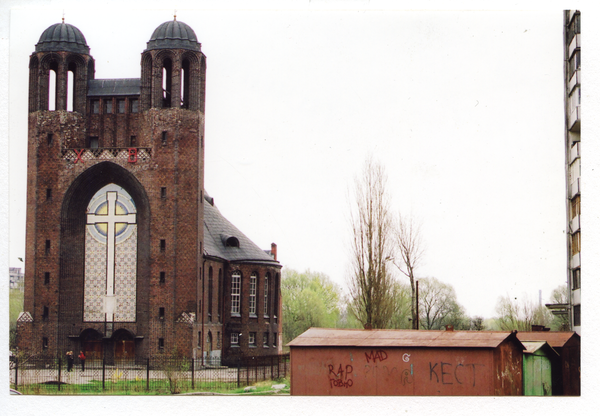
[48,60,58,111]
[162,58,173,108]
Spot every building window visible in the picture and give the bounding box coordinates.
[130,99,139,113]
[45,240,51,255]
[208,267,213,322]
[105,99,113,114]
[42,337,49,350]
[231,271,241,315]
[160,239,166,253]
[42,306,49,321]
[47,133,53,145]
[158,338,165,350]
[231,332,239,346]
[89,136,99,149]
[159,271,166,285]
[249,332,256,347]
[162,131,167,145]
[159,307,165,320]
[198,331,202,347]
[572,268,581,290]
[264,274,269,317]
[249,273,257,316]
[46,188,52,201]
[91,100,100,114]
[273,332,277,348]
[118,99,125,114]
[573,304,581,327]
[218,269,223,320]
[263,332,269,348]
[217,332,221,348]
[571,231,581,256]
[161,187,167,199]
[44,272,50,285]
[571,195,581,220]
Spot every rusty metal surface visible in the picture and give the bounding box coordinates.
[288,328,519,349]
[516,331,579,348]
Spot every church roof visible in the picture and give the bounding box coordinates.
[146,20,201,52]
[88,79,141,97]
[36,22,90,54]
[203,193,279,266]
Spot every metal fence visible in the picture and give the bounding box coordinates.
[9,354,289,395]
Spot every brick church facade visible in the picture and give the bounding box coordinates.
[17,19,282,366]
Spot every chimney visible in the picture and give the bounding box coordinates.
[271,243,277,261]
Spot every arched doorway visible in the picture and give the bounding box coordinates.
[80,328,103,360]
[113,329,135,360]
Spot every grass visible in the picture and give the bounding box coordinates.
[14,377,290,396]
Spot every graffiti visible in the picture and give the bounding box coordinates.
[401,368,413,386]
[328,364,354,389]
[429,362,485,387]
[402,353,411,362]
[127,148,138,163]
[74,149,85,164]
[365,350,388,364]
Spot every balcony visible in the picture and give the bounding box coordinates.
[570,215,580,233]
[570,141,580,164]
[569,177,580,199]
[569,105,580,132]
[569,33,580,59]
[568,69,580,94]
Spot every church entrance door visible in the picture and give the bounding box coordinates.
[113,329,135,360]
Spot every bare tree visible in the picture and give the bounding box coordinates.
[494,294,552,331]
[392,214,424,329]
[347,158,396,329]
[418,277,468,330]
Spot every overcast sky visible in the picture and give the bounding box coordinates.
[4,4,572,321]
[3,0,600,414]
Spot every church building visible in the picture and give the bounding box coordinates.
[17,18,282,366]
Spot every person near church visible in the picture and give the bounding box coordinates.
[66,351,74,372]
[78,351,86,372]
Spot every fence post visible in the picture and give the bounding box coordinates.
[237,359,241,388]
[14,358,18,388]
[57,357,62,391]
[284,354,288,378]
[246,359,249,386]
[191,358,195,389]
[146,358,150,392]
[102,358,106,390]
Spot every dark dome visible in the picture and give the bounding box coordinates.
[146,20,200,51]
[35,22,89,54]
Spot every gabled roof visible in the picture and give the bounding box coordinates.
[516,331,580,348]
[287,328,524,349]
[88,79,141,97]
[203,192,280,266]
[521,341,559,358]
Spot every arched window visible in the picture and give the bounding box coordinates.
[181,58,190,109]
[231,271,241,316]
[67,62,77,111]
[48,61,58,111]
[264,273,270,317]
[208,267,213,322]
[218,269,223,321]
[249,273,257,316]
[162,58,173,108]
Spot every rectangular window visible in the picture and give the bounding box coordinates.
[47,133,53,145]
[208,267,213,322]
[263,332,269,348]
[571,195,581,220]
[159,338,164,350]
[160,239,166,253]
[159,307,165,320]
[161,187,167,199]
[105,100,113,114]
[46,188,52,201]
[249,332,256,347]
[162,131,167,145]
[130,99,139,113]
[571,231,581,256]
[249,273,257,316]
[231,332,239,346]
[42,337,49,350]
[160,271,166,285]
[198,331,202,347]
[118,99,125,114]
[573,304,581,327]
[130,136,137,147]
[91,100,100,114]
[89,136,99,149]
[572,268,581,290]
[42,306,49,320]
[231,272,241,315]
[273,332,277,347]
[45,240,51,255]
[264,275,269,317]
[44,272,50,285]
[218,270,223,320]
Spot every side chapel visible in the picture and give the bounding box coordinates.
[17,18,283,366]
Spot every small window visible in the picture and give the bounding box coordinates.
[105,100,113,114]
[571,195,581,220]
[572,268,581,290]
[263,332,269,348]
[159,338,165,350]
[571,232,581,256]
[160,239,166,253]
[161,187,167,199]
[42,306,49,320]
[231,332,239,346]
[47,133,53,146]
[89,137,99,149]
[46,188,52,201]
[162,131,167,145]
[231,271,241,315]
[264,274,269,317]
[130,99,139,113]
[130,136,137,147]
[160,271,166,285]
[249,273,257,316]
[118,99,125,114]
[159,307,165,320]
[198,331,202,347]
[273,332,277,347]
[249,332,256,347]
[44,272,50,285]
[91,100,100,114]
[42,337,49,350]
[573,304,581,327]
[45,240,51,255]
